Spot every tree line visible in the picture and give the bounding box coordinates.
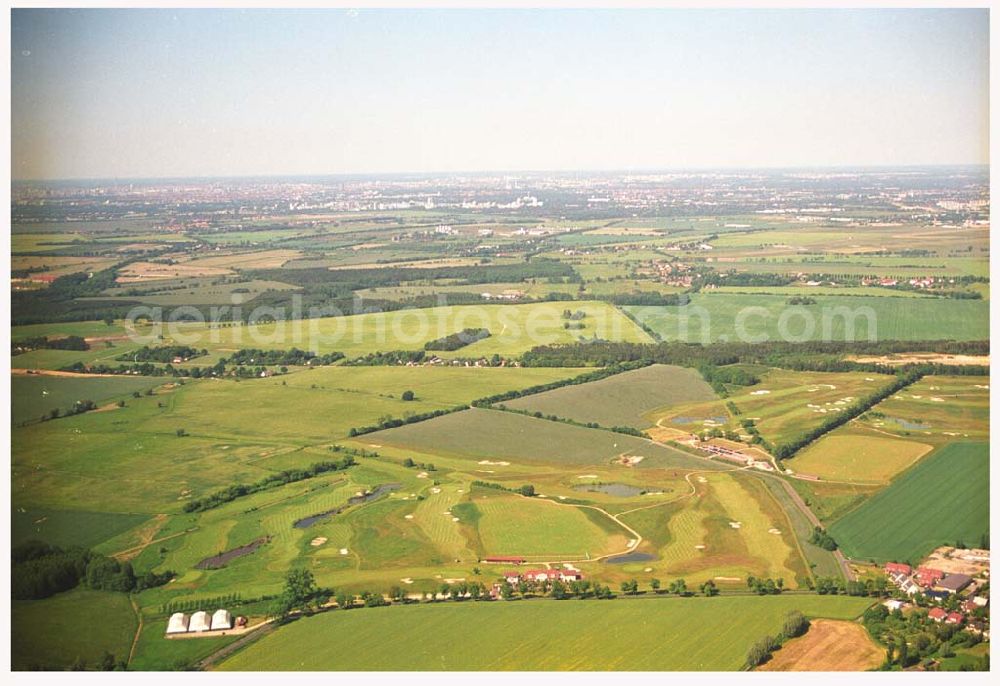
[182,456,356,513]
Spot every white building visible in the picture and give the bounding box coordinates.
[166,612,190,635]
[211,609,233,631]
[188,610,211,632]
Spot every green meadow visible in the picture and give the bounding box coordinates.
[216,595,874,671]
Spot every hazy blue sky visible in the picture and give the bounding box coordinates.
[11,8,990,180]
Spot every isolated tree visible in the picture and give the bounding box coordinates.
[401,390,415,401]
[650,578,661,594]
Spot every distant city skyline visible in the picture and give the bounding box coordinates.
[11,8,990,181]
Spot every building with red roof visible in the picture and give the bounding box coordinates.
[945,612,965,625]
[916,567,945,587]
[928,607,948,622]
[884,562,912,576]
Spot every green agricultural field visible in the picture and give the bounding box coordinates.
[364,407,715,469]
[625,294,989,343]
[502,364,718,429]
[472,491,627,559]
[12,506,151,549]
[12,589,137,670]
[709,285,935,298]
[828,442,989,562]
[215,595,874,671]
[11,374,165,425]
[788,432,932,484]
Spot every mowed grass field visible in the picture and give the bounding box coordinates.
[10,367,582,512]
[854,375,990,443]
[654,368,882,447]
[365,407,715,469]
[471,491,626,558]
[622,471,807,587]
[788,432,933,484]
[625,294,989,343]
[11,374,165,425]
[12,506,151,549]
[828,442,989,562]
[215,596,874,671]
[12,589,137,670]
[502,364,717,429]
[154,301,652,360]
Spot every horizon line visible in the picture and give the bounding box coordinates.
[11,162,990,185]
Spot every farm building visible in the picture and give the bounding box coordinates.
[916,567,945,587]
[166,612,190,634]
[211,609,233,631]
[484,556,525,565]
[884,562,912,576]
[928,608,948,622]
[936,573,973,594]
[189,611,211,632]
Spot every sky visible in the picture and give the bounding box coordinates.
[10,8,991,180]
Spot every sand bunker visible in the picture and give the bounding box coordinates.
[400,578,413,584]
[931,397,944,402]
[430,487,441,494]
[697,476,708,483]
[768,528,782,535]
[339,548,349,555]
[310,537,328,547]
[404,514,414,519]
[750,390,771,395]
[452,517,460,522]
[416,472,429,479]
[694,545,706,550]
[715,576,741,581]
[478,460,510,466]
[577,474,599,479]
[729,521,742,529]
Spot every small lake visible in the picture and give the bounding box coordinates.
[890,418,930,430]
[572,483,646,497]
[605,552,655,564]
[293,483,400,529]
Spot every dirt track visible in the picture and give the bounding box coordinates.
[758,619,883,671]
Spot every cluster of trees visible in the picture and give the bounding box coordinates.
[600,292,686,306]
[697,363,760,395]
[182,457,356,513]
[746,576,784,595]
[423,328,491,351]
[270,569,332,622]
[809,527,839,551]
[401,457,436,471]
[345,350,427,366]
[787,296,818,305]
[520,339,989,370]
[222,348,344,366]
[12,334,89,355]
[699,271,795,289]
[775,368,925,459]
[161,592,242,615]
[471,480,536,497]
[744,611,810,669]
[39,399,98,423]
[863,604,987,671]
[12,265,144,325]
[60,360,225,378]
[812,576,890,597]
[12,541,174,600]
[347,405,466,437]
[116,345,204,363]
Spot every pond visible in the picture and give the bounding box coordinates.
[605,551,655,564]
[195,536,270,570]
[572,483,646,497]
[292,483,401,529]
[890,418,930,430]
